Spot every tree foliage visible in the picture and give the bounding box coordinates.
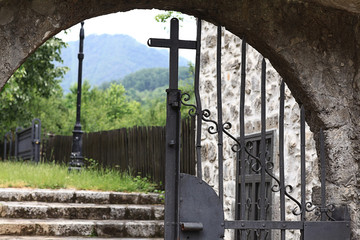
[0,37,68,136]
[155,11,184,23]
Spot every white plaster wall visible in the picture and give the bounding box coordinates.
[198,21,321,240]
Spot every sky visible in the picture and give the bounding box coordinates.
[56,9,197,62]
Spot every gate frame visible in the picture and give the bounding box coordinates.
[149,18,351,240]
[14,118,41,162]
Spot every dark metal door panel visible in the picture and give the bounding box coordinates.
[304,222,351,240]
[179,173,225,240]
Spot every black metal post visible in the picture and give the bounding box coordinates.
[216,25,224,206]
[194,18,203,180]
[148,18,197,240]
[69,21,85,171]
[279,80,286,240]
[260,58,267,240]
[319,128,327,221]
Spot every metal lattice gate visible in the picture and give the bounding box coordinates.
[148,18,351,240]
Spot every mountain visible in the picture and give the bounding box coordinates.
[59,34,190,91]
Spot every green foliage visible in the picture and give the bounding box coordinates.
[88,64,195,128]
[153,189,165,203]
[0,37,68,136]
[123,66,192,92]
[155,11,184,24]
[57,80,144,135]
[100,66,192,92]
[84,157,99,170]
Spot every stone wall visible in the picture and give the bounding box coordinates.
[198,21,321,240]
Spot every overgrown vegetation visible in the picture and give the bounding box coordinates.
[0,161,158,193]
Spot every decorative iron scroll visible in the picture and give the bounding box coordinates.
[179,51,340,227]
[180,93,197,117]
[220,114,304,215]
[180,86,307,217]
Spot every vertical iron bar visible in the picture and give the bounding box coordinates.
[320,128,327,221]
[216,25,224,204]
[300,104,306,239]
[236,38,247,240]
[194,18,203,179]
[260,58,267,239]
[279,80,286,240]
[31,120,35,162]
[147,18,197,240]
[250,141,257,222]
[165,18,181,240]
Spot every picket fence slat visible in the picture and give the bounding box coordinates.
[38,117,195,189]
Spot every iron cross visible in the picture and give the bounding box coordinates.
[148,18,197,89]
[148,17,198,240]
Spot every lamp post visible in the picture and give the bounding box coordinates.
[69,21,85,171]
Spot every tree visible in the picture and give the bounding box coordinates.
[0,37,68,136]
[155,11,184,25]
[61,81,145,134]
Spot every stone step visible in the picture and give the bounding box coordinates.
[0,202,164,220]
[0,219,164,238]
[0,188,163,205]
[0,237,163,239]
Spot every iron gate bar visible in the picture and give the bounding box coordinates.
[194,19,203,180]
[225,220,304,229]
[216,25,224,205]
[250,141,258,223]
[279,80,286,240]
[32,118,41,163]
[148,17,198,240]
[300,104,306,238]
[260,58,267,240]
[236,37,247,240]
[260,58,267,222]
[320,128,326,221]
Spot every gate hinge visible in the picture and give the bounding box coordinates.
[167,89,181,109]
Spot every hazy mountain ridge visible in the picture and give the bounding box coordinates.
[59,34,189,91]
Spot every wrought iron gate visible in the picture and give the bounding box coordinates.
[149,18,351,240]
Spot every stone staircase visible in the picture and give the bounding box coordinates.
[0,188,164,239]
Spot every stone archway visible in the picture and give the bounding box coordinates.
[0,0,359,237]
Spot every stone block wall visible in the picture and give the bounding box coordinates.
[197,21,321,239]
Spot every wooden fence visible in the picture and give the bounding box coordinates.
[41,117,196,188]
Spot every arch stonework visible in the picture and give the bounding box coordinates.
[0,0,359,237]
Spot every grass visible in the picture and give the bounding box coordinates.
[0,160,158,193]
